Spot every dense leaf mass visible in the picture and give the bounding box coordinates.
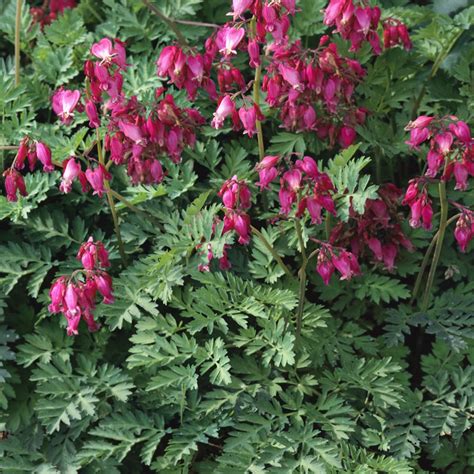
[0,0,473,472]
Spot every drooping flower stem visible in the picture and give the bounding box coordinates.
[250,225,293,279]
[14,0,22,85]
[421,181,448,310]
[294,219,307,340]
[250,18,265,161]
[96,130,127,266]
[411,213,460,304]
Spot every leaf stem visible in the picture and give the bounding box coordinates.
[142,0,189,46]
[250,225,293,279]
[15,0,22,86]
[96,130,127,266]
[421,181,449,310]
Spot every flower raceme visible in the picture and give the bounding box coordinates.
[402,179,433,230]
[454,210,474,253]
[218,176,252,245]
[2,137,54,201]
[255,155,336,224]
[49,238,113,336]
[30,0,76,28]
[405,116,473,190]
[330,185,414,270]
[315,244,361,285]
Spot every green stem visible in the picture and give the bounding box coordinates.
[15,0,22,86]
[109,189,163,226]
[411,30,463,119]
[250,18,265,161]
[421,181,448,310]
[294,219,307,340]
[96,131,127,267]
[411,213,460,304]
[142,0,189,46]
[250,225,293,279]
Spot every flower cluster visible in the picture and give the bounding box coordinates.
[402,178,433,230]
[324,0,382,53]
[157,45,217,100]
[218,176,252,245]
[51,38,206,190]
[49,238,113,336]
[30,0,76,28]
[330,184,414,270]
[262,40,366,146]
[324,0,411,54]
[315,242,361,285]
[2,137,54,202]
[454,208,474,253]
[405,116,473,190]
[257,155,336,223]
[383,18,412,50]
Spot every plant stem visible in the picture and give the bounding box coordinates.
[411,213,460,304]
[250,18,265,161]
[0,146,19,151]
[15,0,22,86]
[96,131,127,266]
[250,225,293,279]
[411,30,463,119]
[421,181,448,310]
[294,219,307,340]
[173,18,219,28]
[253,66,265,161]
[109,189,163,226]
[142,0,189,46]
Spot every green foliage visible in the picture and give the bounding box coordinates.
[0,0,473,472]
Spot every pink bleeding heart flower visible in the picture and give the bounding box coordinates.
[316,252,335,285]
[405,127,430,149]
[118,121,144,144]
[454,213,473,252]
[85,100,100,128]
[453,162,468,191]
[449,121,471,145]
[238,104,264,138]
[426,150,443,178]
[85,165,110,198]
[211,95,236,129]
[95,273,114,304]
[332,250,360,281]
[338,126,357,149]
[278,63,303,90]
[3,169,27,202]
[435,132,454,155]
[52,88,81,125]
[60,157,83,193]
[14,138,29,170]
[35,142,54,173]
[231,0,253,19]
[405,116,434,130]
[234,213,251,245]
[216,27,245,56]
[91,38,115,64]
[48,277,67,313]
[248,39,260,68]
